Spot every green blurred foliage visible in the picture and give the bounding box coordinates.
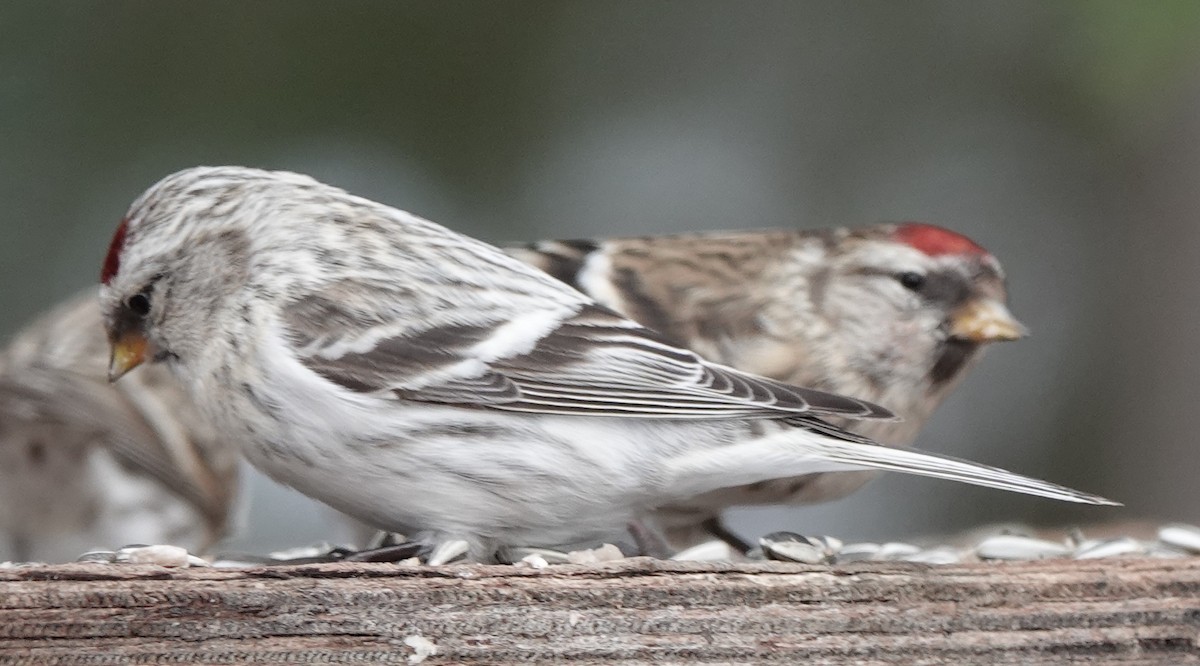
[1068,0,1200,123]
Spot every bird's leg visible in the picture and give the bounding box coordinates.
[626,518,674,558]
[702,516,753,554]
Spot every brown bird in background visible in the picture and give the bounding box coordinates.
[0,290,238,562]
[507,222,1025,550]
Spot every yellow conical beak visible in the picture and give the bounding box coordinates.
[948,298,1027,343]
[108,331,148,382]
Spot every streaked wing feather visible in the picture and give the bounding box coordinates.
[393,371,522,405]
[482,305,890,418]
[289,281,892,421]
[780,415,876,444]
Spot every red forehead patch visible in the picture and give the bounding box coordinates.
[893,222,988,257]
[100,218,129,285]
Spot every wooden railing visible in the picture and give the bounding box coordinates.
[2,557,1198,663]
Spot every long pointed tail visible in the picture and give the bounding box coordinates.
[665,427,1119,506]
[806,437,1118,505]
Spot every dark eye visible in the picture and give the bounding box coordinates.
[127,292,151,316]
[897,271,926,292]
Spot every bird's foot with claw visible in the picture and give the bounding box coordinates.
[212,534,446,566]
[211,541,360,566]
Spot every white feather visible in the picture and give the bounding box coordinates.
[470,304,579,361]
[576,250,626,311]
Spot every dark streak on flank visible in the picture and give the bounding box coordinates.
[609,267,680,346]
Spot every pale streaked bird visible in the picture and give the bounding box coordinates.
[97,166,1114,561]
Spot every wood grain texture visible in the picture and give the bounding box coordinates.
[1,557,1198,664]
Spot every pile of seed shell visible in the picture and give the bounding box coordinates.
[43,522,1200,568]
[750,523,1200,565]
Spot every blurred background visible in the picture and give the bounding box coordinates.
[1,1,1198,555]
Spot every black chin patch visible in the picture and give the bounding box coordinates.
[929,339,978,387]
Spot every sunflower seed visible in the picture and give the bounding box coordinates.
[876,542,922,560]
[900,547,963,564]
[760,532,830,564]
[76,550,117,564]
[1144,544,1190,559]
[499,546,571,566]
[976,535,1069,561]
[115,544,198,567]
[403,634,439,664]
[1073,537,1144,559]
[834,542,881,563]
[268,541,346,561]
[671,540,737,562]
[519,553,550,569]
[568,543,625,564]
[812,535,843,553]
[1157,524,1200,553]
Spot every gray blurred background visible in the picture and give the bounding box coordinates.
[2,1,1197,552]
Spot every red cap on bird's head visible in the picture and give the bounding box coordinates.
[893,222,989,258]
[101,218,129,285]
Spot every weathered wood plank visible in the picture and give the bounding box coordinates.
[1,558,1198,664]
